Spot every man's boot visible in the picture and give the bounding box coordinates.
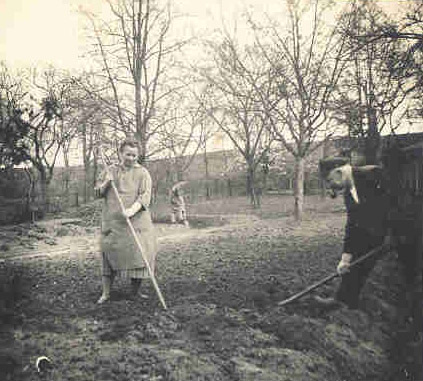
[313,295,345,309]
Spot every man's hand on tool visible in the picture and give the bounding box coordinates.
[123,201,142,218]
[337,253,353,275]
[383,233,395,247]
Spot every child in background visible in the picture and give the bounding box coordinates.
[170,183,189,227]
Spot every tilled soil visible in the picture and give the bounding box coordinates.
[0,196,421,381]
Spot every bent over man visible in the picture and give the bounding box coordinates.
[315,157,390,310]
[95,139,158,304]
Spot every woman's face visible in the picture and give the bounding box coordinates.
[120,145,139,168]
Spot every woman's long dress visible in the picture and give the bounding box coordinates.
[96,164,157,278]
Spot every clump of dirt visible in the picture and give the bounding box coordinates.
[231,347,337,381]
[0,223,57,251]
[187,215,230,229]
[53,223,95,237]
[263,314,389,380]
[50,199,103,227]
[152,214,230,229]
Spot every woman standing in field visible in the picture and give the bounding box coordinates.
[95,139,157,304]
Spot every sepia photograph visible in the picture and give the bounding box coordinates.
[0,0,421,380]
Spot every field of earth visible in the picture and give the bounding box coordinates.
[0,195,421,380]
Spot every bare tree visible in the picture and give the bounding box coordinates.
[349,1,422,94]
[159,102,209,182]
[152,79,218,184]
[0,63,31,168]
[1,65,102,213]
[248,0,348,219]
[82,0,187,162]
[22,68,74,213]
[0,63,35,220]
[334,0,416,164]
[56,79,86,199]
[67,74,106,202]
[197,34,274,207]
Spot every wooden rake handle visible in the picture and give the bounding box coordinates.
[277,243,390,307]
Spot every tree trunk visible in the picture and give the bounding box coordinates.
[227,178,232,197]
[83,162,89,203]
[294,156,305,221]
[93,153,98,195]
[63,146,70,202]
[246,165,257,207]
[82,124,89,203]
[135,4,146,163]
[23,168,36,222]
[365,107,380,165]
[38,168,48,216]
[319,172,327,200]
[175,158,184,182]
[204,142,210,199]
[135,69,146,162]
[319,140,329,199]
[135,78,145,161]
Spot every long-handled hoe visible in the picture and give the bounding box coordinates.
[277,243,390,307]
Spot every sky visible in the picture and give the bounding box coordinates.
[0,0,407,71]
[0,0,418,166]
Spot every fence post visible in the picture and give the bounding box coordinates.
[228,178,232,197]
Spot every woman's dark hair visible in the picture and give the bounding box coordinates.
[119,138,140,152]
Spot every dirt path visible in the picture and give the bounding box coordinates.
[2,220,254,262]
